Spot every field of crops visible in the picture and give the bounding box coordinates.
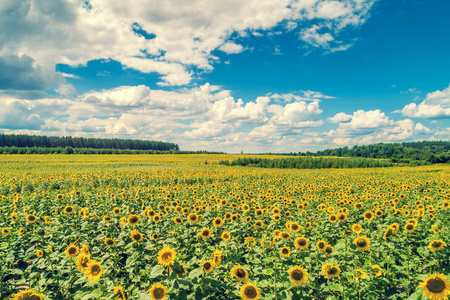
[0,154,449,300]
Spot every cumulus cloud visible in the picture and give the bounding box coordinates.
[328,112,352,123]
[0,54,60,90]
[0,0,376,89]
[399,84,450,118]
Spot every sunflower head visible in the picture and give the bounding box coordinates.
[405,223,416,233]
[419,273,450,300]
[371,265,382,277]
[85,260,103,281]
[76,253,91,273]
[221,231,231,242]
[199,227,212,240]
[240,283,261,300]
[202,260,215,274]
[294,236,309,250]
[11,289,45,300]
[64,206,75,215]
[354,269,367,280]
[104,238,115,247]
[25,214,37,223]
[353,236,370,251]
[287,266,308,285]
[213,249,222,266]
[231,265,249,282]
[317,240,327,251]
[130,229,143,242]
[157,247,176,267]
[322,263,341,279]
[280,246,291,258]
[429,240,446,252]
[36,249,44,258]
[149,283,167,300]
[65,245,79,258]
[128,214,140,226]
[213,217,223,227]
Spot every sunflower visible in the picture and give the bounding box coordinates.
[244,237,256,248]
[290,222,301,232]
[105,238,115,247]
[405,223,416,233]
[294,237,309,250]
[81,244,90,255]
[273,229,281,238]
[325,245,334,255]
[173,216,183,225]
[280,231,292,241]
[352,223,363,234]
[152,233,159,240]
[231,265,249,282]
[317,240,327,252]
[213,249,222,266]
[153,215,161,223]
[419,273,450,300]
[322,263,341,279]
[383,227,394,240]
[280,246,291,258]
[36,249,44,258]
[11,289,45,300]
[114,285,126,300]
[85,260,103,281]
[287,266,308,286]
[65,245,79,258]
[240,283,261,300]
[221,231,231,242]
[170,262,188,278]
[25,214,37,223]
[130,229,143,242]
[113,207,121,215]
[76,252,91,273]
[213,217,224,227]
[1,228,10,235]
[149,283,167,300]
[157,247,176,267]
[353,236,370,251]
[254,220,264,229]
[245,216,252,223]
[128,214,140,226]
[103,215,112,223]
[363,211,374,222]
[354,269,367,280]
[328,214,338,223]
[371,265,382,277]
[429,240,446,252]
[199,227,212,240]
[187,213,198,223]
[64,206,75,215]
[202,260,215,274]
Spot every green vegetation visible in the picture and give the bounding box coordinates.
[0,146,223,155]
[219,156,393,169]
[297,141,450,165]
[0,133,178,151]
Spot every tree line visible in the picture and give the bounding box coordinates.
[0,134,178,151]
[0,146,223,155]
[219,157,393,169]
[296,141,450,165]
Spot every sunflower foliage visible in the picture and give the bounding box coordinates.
[0,154,449,300]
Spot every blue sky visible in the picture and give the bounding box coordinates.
[1,0,449,152]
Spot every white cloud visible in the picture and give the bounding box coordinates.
[82,85,150,107]
[328,112,352,123]
[400,84,450,118]
[0,0,376,89]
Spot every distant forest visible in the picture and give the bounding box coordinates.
[297,141,450,165]
[0,133,178,151]
[219,156,393,169]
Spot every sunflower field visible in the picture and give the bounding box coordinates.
[0,154,449,300]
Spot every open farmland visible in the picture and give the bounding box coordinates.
[1,154,449,300]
